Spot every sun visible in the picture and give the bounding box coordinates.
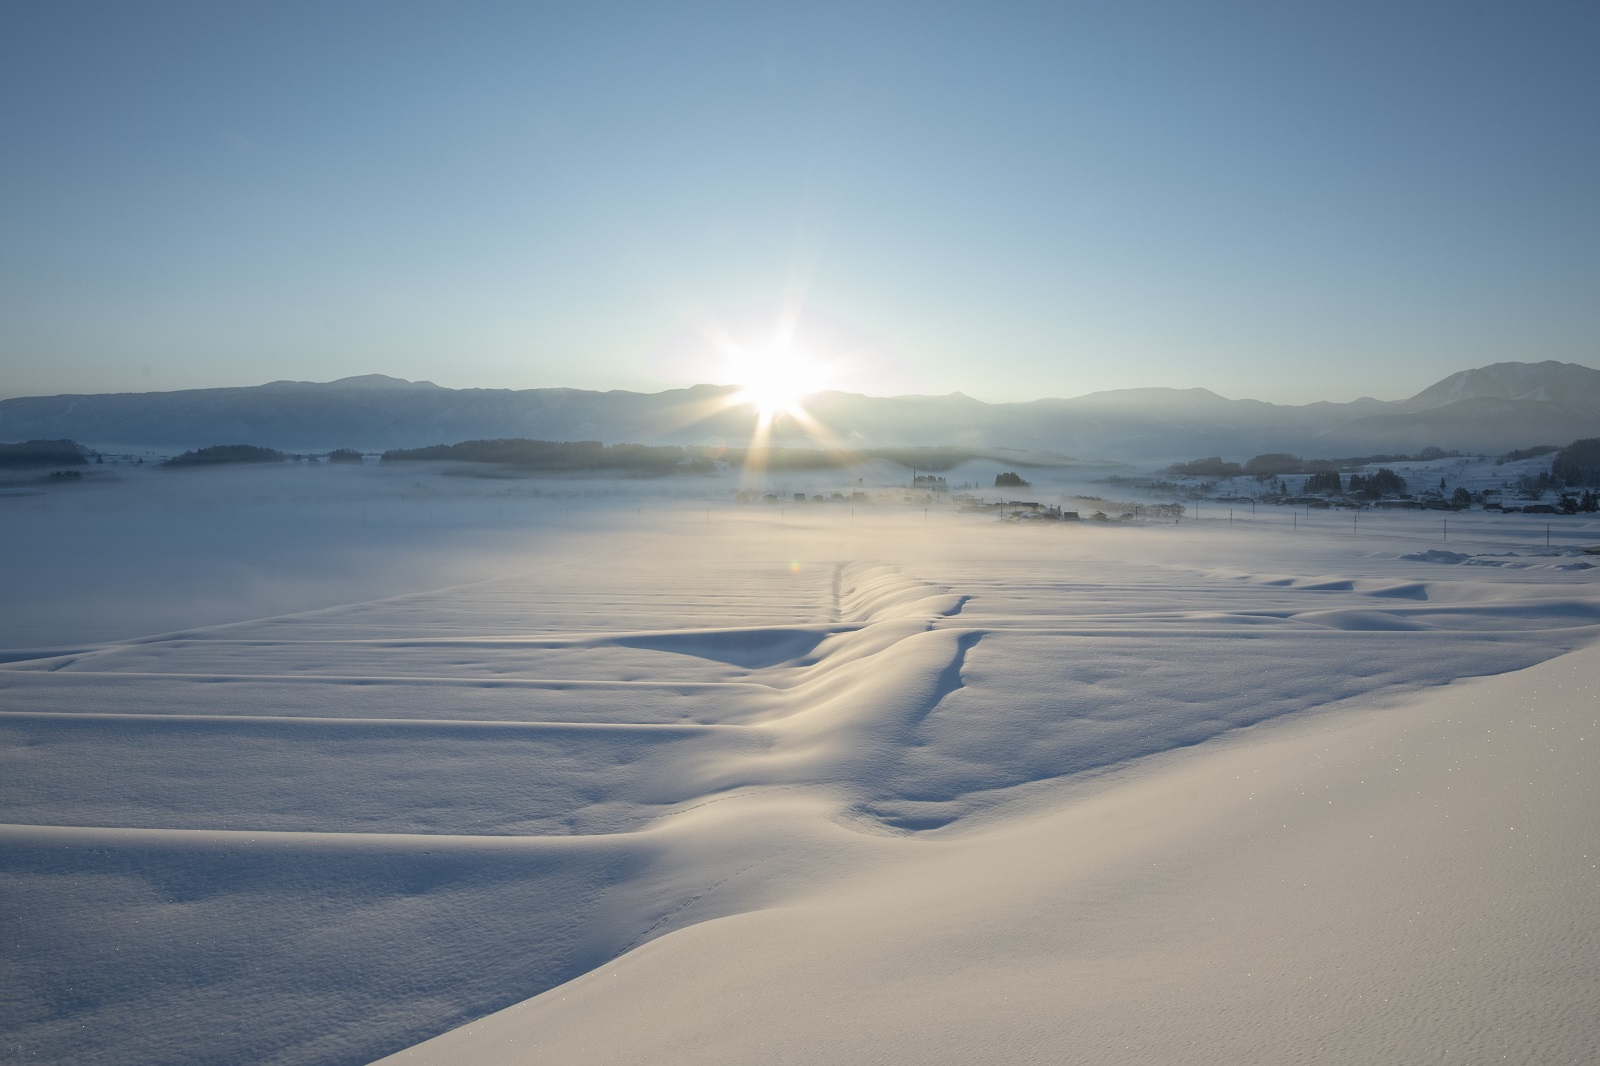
[731,345,827,419]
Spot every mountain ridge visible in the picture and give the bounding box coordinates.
[3,361,1596,460]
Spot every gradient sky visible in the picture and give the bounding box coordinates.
[2,1,1596,403]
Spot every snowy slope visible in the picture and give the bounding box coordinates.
[382,636,1600,1066]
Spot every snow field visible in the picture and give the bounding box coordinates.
[1,464,1598,1064]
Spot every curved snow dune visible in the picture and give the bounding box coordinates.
[0,554,973,1065]
[3,505,1600,1065]
[0,567,962,840]
[378,637,1600,1066]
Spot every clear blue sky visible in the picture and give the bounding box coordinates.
[2,1,1596,403]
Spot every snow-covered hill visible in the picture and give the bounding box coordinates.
[1397,360,1600,411]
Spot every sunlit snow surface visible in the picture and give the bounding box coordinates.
[2,465,1597,1065]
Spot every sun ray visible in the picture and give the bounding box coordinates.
[652,293,861,494]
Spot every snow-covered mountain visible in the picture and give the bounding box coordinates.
[1396,361,1600,411]
[2,363,1596,459]
[1312,362,1600,454]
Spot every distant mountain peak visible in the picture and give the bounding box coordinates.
[1067,385,1232,407]
[258,374,438,390]
[326,374,440,389]
[1400,361,1600,411]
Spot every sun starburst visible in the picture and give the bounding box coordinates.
[730,345,826,419]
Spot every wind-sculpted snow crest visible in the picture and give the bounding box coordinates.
[0,551,983,1065]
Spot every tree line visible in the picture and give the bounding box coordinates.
[378,439,1066,476]
[1168,447,1458,480]
[1170,439,1600,492]
[1303,468,1409,498]
[0,439,89,468]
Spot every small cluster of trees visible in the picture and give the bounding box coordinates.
[1552,438,1600,488]
[1496,440,1600,494]
[1295,467,1409,498]
[1558,491,1600,513]
[1171,448,1460,482]
[382,439,721,476]
[1167,457,1243,478]
[0,439,88,468]
[1516,470,1563,496]
[1243,454,1307,477]
[162,445,367,466]
[1305,470,1342,494]
[1346,468,1408,498]
[994,471,1030,488]
[1497,444,1558,465]
[164,444,287,467]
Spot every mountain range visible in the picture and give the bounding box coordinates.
[3,361,1598,461]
